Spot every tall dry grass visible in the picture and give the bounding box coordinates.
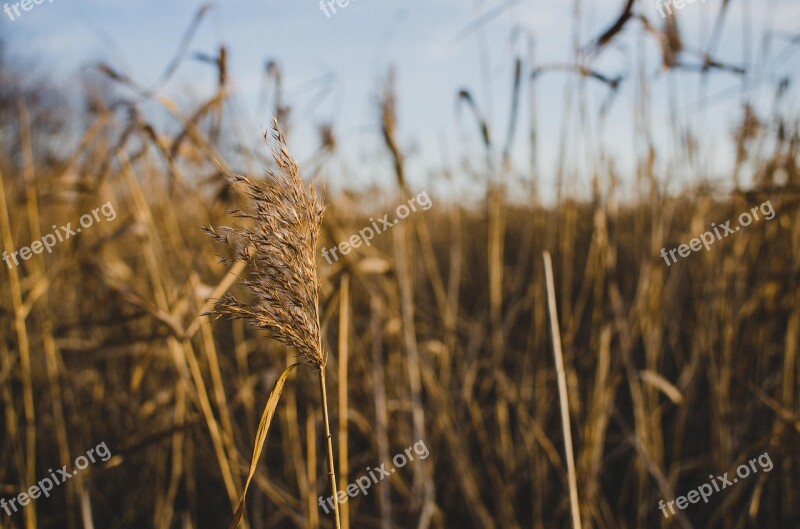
[0,4,799,529]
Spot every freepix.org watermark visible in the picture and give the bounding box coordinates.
[318,439,429,514]
[658,452,773,518]
[660,200,775,266]
[0,441,111,516]
[321,191,432,265]
[319,0,357,18]
[3,0,55,22]
[655,0,707,19]
[2,201,116,269]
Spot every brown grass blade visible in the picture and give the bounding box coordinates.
[227,363,300,529]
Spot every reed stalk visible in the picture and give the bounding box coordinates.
[543,251,582,529]
[206,121,341,529]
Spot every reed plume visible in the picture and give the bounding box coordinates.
[205,120,341,529]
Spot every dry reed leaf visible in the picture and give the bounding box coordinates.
[639,370,683,405]
[227,363,299,529]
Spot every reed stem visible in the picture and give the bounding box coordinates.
[318,369,342,529]
[543,251,582,529]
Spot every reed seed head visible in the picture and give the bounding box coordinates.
[205,120,326,368]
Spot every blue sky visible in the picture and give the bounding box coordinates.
[2,0,799,201]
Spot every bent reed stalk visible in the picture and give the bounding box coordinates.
[204,121,342,529]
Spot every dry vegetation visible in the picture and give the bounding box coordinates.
[0,5,799,529]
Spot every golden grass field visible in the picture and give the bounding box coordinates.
[0,3,799,528]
